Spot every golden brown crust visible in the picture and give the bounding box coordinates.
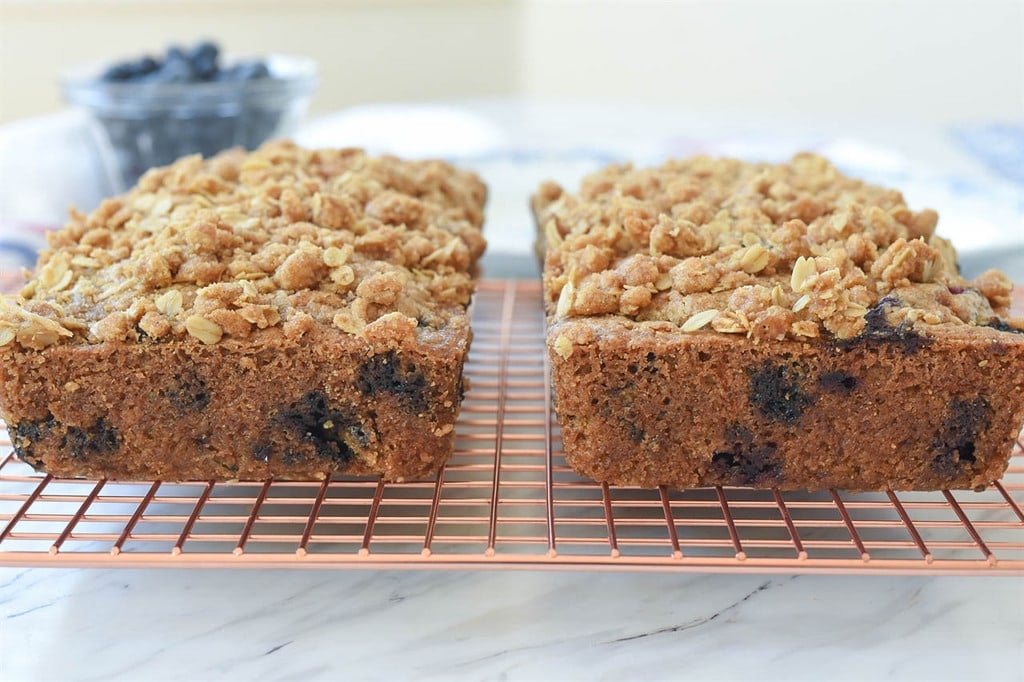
[537,154,1024,491]
[0,141,486,350]
[537,153,1020,343]
[2,322,471,482]
[0,142,487,481]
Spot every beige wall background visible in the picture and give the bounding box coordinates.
[1,0,1021,125]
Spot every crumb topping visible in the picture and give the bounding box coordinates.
[0,141,486,350]
[535,153,1017,342]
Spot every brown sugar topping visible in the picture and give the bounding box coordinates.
[0,141,486,350]
[536,153,1016,342]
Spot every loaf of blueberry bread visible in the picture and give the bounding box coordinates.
[534,154,1024,491]
[0,141,486,481]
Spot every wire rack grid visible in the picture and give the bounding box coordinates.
[1,279,1023,574]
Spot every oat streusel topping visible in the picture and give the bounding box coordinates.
[536,153,1015,342]
[0,141,486,350]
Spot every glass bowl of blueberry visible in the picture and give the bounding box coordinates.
[62,41,317,190]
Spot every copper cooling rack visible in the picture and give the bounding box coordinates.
[1,279,1023,574]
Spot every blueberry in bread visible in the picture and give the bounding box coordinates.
[535,154,1024,491]
[0,141,486,481]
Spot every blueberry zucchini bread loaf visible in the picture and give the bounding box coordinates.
[0,141,486,481]
[534,154,1024,491]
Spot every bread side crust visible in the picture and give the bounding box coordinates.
[549,318,1024,491]
[1,319,470,482]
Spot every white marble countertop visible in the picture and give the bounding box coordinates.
[3,567,1023,681]
[1,100,1023,681]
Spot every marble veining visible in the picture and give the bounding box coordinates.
[1,567,1022,681]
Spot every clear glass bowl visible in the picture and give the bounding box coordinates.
[62,55,317,191]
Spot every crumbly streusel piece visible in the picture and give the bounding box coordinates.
[536,154,1024,491]
[0,142,487,481]
[536,153,1016,341]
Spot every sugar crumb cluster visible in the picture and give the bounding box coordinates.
[0,141,486,350]
[536,153,1015,342]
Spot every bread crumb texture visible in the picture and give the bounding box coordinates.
[535,153,1018,342]
[0,141,487,350]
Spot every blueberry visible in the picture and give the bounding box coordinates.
[275,391,363,465]
[861,294,899,335]
[101,56,160,82]
[748,361,812,424]
[162,371,211,412]
[187,41,220,80]
[835,295,932,354]
[136,56,160,77]
[358,351,429,413]
[217,61,271,82]
[931,397,991,477]
[10,415,57,468]
[710,423,781,486]
[987,318,1024,335]
[63,419,122,459]
[242,61,271,80]
[101,64,134,82]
